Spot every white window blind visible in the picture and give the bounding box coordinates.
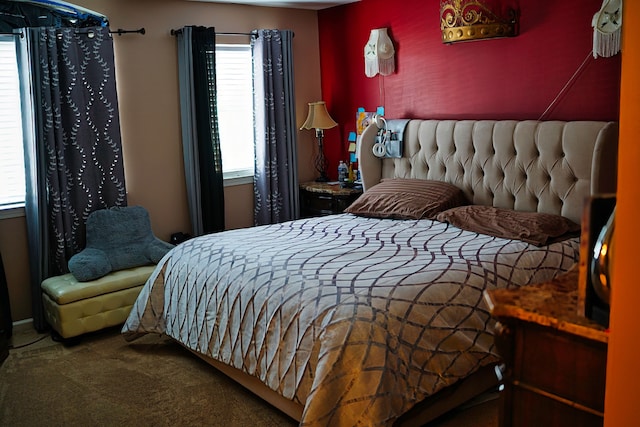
[0,37,26,209]
[215,44,255,179]
[0,43,254,205]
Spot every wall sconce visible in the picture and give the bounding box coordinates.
[364,28,396,78]
[441,0,520,44]
[300,101,338,182]
[592,0,622,58]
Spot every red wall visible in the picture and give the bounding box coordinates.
[317,0,621,179]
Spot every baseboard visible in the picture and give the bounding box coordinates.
[12,318,34,332]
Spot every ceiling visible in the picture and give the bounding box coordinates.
[186,0,359,10]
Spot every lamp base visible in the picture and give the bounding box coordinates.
[315,174,329,183]
[313,131,329,184]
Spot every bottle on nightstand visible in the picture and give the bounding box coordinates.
[338,161,348,185]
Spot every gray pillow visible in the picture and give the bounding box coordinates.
[68,206,174,282]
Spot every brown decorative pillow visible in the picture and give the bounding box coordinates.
[345,178,468,220]
[435,205,581,246]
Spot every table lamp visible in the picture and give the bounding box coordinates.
[300,101,337,182]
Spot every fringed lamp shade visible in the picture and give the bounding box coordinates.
[441,0,520,43]
[592,0,622,58]
[364,28,396,78]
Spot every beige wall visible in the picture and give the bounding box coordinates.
[1,0,321,322]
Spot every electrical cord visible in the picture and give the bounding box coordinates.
[538,51,592,120]
[8,333,50,350]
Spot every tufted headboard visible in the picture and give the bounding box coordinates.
[358,120,618,224]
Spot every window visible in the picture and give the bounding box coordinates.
[0,41,254,213]
[0,37,26,212]
[215,44,255,184]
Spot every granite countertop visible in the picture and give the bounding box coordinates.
[300,182,362,195]
[484,266,609,343]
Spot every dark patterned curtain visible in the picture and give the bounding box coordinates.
[252,29,299,225]
[176,26,225,236]
[20,26,127,331]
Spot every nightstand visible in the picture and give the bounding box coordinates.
[299,182,362,217]
[484,267,608,427]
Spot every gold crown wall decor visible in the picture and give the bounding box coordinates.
[441,0,520,43]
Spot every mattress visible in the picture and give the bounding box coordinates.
[122,213,579,426]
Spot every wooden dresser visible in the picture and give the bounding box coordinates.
[484,267,608,427]
[299,182,362,217]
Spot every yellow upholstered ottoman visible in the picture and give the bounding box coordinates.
[41,265,155,339]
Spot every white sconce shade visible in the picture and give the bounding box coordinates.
[592,0,622,58]
[364,28,395,78]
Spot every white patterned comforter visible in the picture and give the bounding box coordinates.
[122,214,579,426]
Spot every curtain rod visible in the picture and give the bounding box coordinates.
[0,31,24,38]
[0,28,146,38]
[110,28,146,36]
[170,28,254,37]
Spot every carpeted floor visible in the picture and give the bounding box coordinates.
[0,325,498,426]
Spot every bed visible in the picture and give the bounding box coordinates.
[122,119,618,426]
